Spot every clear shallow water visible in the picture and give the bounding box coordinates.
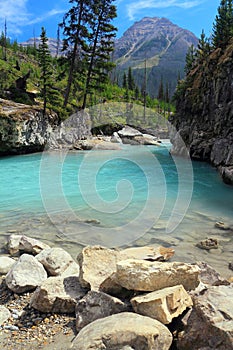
[0,144,233,277]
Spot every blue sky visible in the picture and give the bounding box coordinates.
[0,0,220,42]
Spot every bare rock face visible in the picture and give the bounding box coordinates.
[177,285,233,350]
[0,256,16,275]
[36,247,78,276]
[0,98,58,155]
[71,312,173,350]
[116,259,199,292]
[78,245,175,291]
[5,254,47,293]
[7,234,50,256]
[131,285,193,324]
[75,291,129,331]
[30,276,85,313]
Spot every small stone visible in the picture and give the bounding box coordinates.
[4,325,19,331]
[0,256,16,275]
[196,238,219,250]
[215,221,231,230]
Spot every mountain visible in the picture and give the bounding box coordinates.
[20,37,62,57]
[114,17,198,97]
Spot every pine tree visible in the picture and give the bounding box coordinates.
[196,30,211,60]
[38,27,53,116]
[82,0,117,109]
[157,76,164,101]
[128,67,135,91]
[122,72,127,89]
[212,0,233,49]
[61,0,92,107]
[184,44,196,74]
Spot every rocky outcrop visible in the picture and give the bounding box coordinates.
[7,234,50,256]
[170,40,233,184]
[0,98,58,155]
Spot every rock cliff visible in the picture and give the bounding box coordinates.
[170,39,233,185]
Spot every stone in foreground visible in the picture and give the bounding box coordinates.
[71,312,172,350]
[75,290,129,331]
[131,285,193,324]
[30,276,85,313]
[0,256,16,275]
[5,254,47,293]
[0,306,11,326]
[177,285,233,350]
[116,259,199,291]
[36,247,77,276]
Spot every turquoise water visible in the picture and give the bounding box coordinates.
[0,144,233,277]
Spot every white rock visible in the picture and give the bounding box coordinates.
[5,254,47,293]
[118,126,142,137]
[0,256,16,275]
[36,247,77,276]
[0,306,11,325]
[7,234,50,256]
[71,312,172,350]
[116,259,200,291]
[131,285,193,324]
[30,275,85,313]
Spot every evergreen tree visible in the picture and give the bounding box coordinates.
[212,0,233,49]
[157,76,164,101]
[122,72,127,89]
[196,30,211,60]
[184,44,196,74]
[82,0,117,109]
[38,27,53,116]
[165,82,170,103]
[61,0,92,107]
[127,67,135,91]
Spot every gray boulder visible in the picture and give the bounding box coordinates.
[75,290,129,331]
[5,254,47,293]
[0,256,16,275]
[71,312,172,350]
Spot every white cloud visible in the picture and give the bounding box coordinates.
[127,0,204,20]
[28,9,65,26]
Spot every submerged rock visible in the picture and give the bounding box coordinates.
[72,312,173,350]
[196,237,219,250]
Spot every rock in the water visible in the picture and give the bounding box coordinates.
[177,285,233,350]
[78,246,119,290]
[116,259,199,291]
[111,131,123,143]
[131,285,193,324]
[36,247,77,276]
[196,237,219,250]
[71,312,172,350]
[75,291,129,331]
[5,254,47,293]
[7,234,50,256]
[0,256,16,274]
[30,276,85,313]
[118,126,142,137]
[0,306,11,326]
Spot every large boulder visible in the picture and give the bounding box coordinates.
[7,234,50,256]
[71,312,173,350]
[30,276,85,313]
[116,259,199,291]
[131,285,193,324]
[5,254,47,293]
[177,284,233,350]
[75,291,129,331]
[36,247,78,276]
[78,245,174,290]
[0,256,16,275]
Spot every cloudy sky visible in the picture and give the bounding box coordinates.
[0,0,220,42]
